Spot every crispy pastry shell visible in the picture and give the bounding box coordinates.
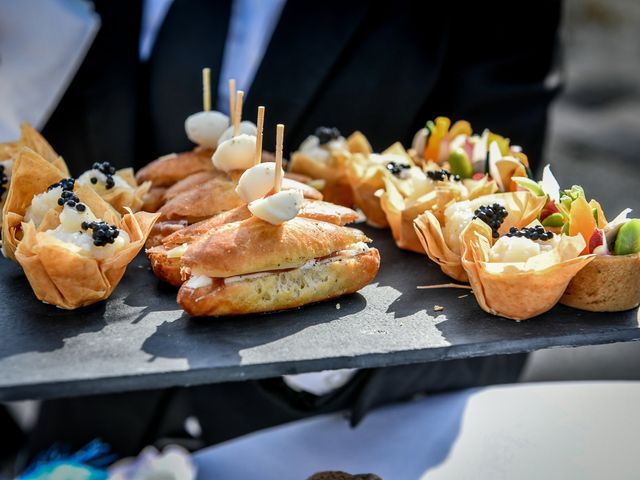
[460,220,594,320]
[289,151,353,207]
[93,168,151,214]
[16,209,159,309]
[560,253,640,311]
[177,248,380,317]
[413,192,547,282]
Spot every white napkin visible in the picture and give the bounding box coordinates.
[0,0,100,141]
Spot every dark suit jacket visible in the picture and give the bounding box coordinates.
[30,0,562,457]
[43,0,561,175]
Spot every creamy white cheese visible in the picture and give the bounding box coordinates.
[212,134,257,172]
[298,135,348,164]
[77,169,132,192]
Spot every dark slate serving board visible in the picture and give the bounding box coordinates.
[0,225,638,401]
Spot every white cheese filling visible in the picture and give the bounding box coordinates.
[77,169,132,192]
[298,135,348,164]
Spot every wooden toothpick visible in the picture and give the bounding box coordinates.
[417,283,472,290]
[228,78,236,124]
[202,68,211,112]
[233,90,244,137]
[255,106,265,165]
[274,124,284,193]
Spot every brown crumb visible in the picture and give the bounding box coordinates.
[434,305,444,312]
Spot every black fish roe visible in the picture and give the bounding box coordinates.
[386,161,411,176]
[426,169,460,182]
[48,178,75,192]
[48,178,87,212]
[81,220,120,247]
[0,164,8,198]
[92,162,117,190]
[473,203,508,238]
[315,127,341,145]
[506,225,554,241]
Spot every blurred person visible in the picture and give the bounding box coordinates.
[0,0,562,460]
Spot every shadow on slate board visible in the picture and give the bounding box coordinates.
[0,260,109,361]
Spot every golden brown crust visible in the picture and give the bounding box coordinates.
[158,176,243,223]
[147,201,360,285]
[135,148,214,187]
[141,186,167,212]
[162,170,224,202]
[182,217,370,278]
[145,220,189,248]
[147,247,183,286]
[97,168,151,214]
[560,253,640,311]
[177,249,380,316]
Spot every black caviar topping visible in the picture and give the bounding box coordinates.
[0,164,8,198]
[315,127,341,145]
[506,225,554,241]
[81,220,120,247]
[91,162,117,190]
[427,169,460,182]
[48,178,87,212]
[386,161,411,177]
[473,203,508,238]
[48,178,75,192]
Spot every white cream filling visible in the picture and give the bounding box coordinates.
[443,196,506,254]
[77,169,132,192]
[166,243,188,258]
[24,186,62,227]
[489,235,560,263]
[41,205,130,259]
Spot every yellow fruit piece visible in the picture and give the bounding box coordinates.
[569,196,597,255]
[424,117,450,162]
[589,199,607,228]
[448,120,472,139]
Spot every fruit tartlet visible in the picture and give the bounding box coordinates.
[514,167,640,311]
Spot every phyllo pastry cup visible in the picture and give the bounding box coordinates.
[289,149,353,207]
[380,177,467,253]
[12,123,69,176]
[560,253,640,311]
[460,220,594,320]
[88,167,151,215]
[16,200,159,310]
[413,192,547,282]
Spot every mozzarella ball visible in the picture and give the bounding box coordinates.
[235,162,284,203]
[184,111,229,148]
[248,190,304,225]
[211,134,256,172]
[218,121,258,144]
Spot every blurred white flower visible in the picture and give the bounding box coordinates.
[108,445,196,480]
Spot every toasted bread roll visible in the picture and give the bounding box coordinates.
[147,201,361,286]
[178,248,380,316]
[182,217,369,278]
[135,148,214,187]
[163,170,225,202]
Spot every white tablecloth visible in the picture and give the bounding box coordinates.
[194,381,640,480]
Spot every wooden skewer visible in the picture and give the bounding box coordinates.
[202,68,211,112]
[255,106,265,165]
[228,78,236,124]
[233,90,244,137]
[274,124,284,193]
[416,283,472,290]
